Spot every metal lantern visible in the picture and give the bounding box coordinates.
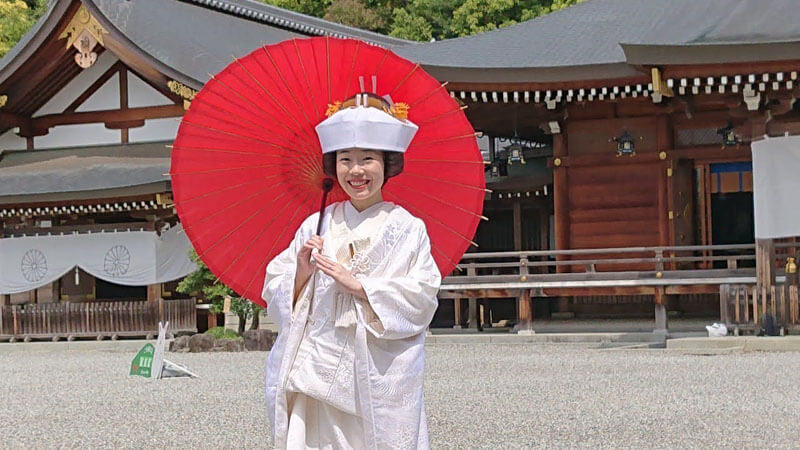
[717,123,739,147]
[613,131,636,157]
[786,257,797,274]
[507,144,526,165]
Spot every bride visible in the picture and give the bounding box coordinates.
[262,92,441,449]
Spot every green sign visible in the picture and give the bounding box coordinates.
[130,343,155,378]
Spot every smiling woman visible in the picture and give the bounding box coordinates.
[262,89,442,449]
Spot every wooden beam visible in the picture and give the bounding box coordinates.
[438,283,742,298]
[27,104,184,134]
[105,119,145,130]
[120,66,129,144]
[6,222,154,236]
[662,60,800,79]
[0,111,32,131]
[446,75,651,94]
[551,145,753,168]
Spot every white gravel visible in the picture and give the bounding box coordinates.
[1,344,799,449]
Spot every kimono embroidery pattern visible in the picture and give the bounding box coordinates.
[350,249,373,279]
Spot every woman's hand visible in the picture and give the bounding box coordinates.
[294,235,323,301]
[313,254,368,300]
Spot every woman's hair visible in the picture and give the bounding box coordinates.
[322,150,404,180]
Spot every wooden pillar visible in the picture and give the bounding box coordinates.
[517,255,534,334]
[719,285,730,325]
[147,284,160,303]
[28,289,38,305]
[1,295,9,337]
[756,238,775,325]
[466,266,478,330]
[756,239,775,290]
[539,208,550,251]
[467,298,478,330]
[654,287,668,335]
[552,133,571,315]
[517,289,534,334]
[51,281,60,303]
[657,162,670,248]
[552,134,569,254]
[512,200,522,251]
[453,298,462,329]
[481,299,491,329]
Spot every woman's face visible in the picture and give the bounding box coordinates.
[336,148,385,206]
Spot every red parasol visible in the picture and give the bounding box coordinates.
[170,37,485,306]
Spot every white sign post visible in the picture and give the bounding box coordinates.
[137,321,198,379]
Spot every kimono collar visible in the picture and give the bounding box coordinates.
[343,200,394,232]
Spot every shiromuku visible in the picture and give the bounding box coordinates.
[262,92,441,449]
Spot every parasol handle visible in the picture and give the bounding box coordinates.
[315,178,334,236]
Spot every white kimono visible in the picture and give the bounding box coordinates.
[263,201,441,449]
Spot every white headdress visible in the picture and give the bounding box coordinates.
[314,76,418,154]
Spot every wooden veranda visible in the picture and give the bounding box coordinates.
[0,298,196,342]
[440,242,800,333]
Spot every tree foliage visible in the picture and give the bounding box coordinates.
[0,0,46,57]
[0,0,583,58]
[176,251,263,334]
[324,0,384,31]
[260,0,583,41]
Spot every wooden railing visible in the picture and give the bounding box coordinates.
[721,284,800,332]
[441,243,762,291]
[0,299,196,341]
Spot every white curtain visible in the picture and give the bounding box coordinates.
[0,224,196,294]
[752,135,800,239]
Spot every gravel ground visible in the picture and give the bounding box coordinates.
[1,344,799,449]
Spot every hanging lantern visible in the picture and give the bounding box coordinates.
[612,131,637,157]
[507,144,526,165]
[717,123,739,147]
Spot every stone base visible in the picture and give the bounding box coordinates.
[517,329,536,336]
[652,328,669,341]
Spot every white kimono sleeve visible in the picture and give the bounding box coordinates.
[359,220,441,340]
[261,215,314,330]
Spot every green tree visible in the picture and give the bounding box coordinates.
[449,0,582,37]
[259,0,331,17]
[261,0,583,42]
[0,0,46,57]
[176,251,263,334]
[324,0,384,32]
[389,7,433,41]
